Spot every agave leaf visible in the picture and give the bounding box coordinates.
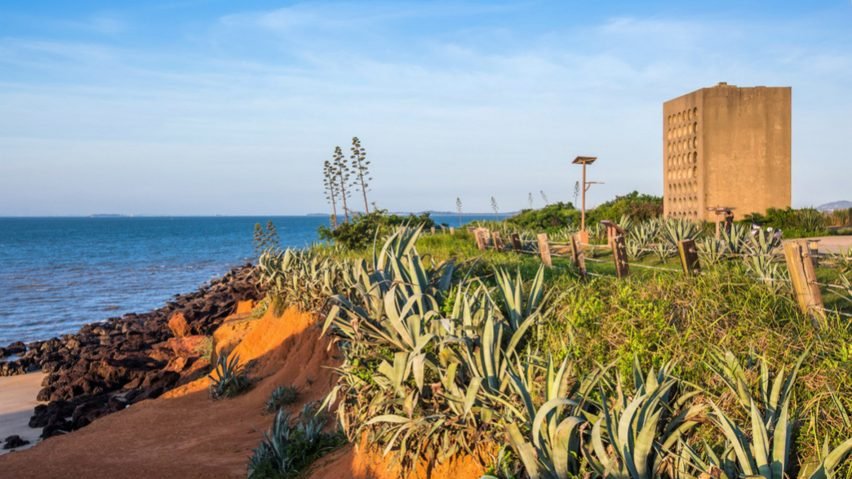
[463,377,481,416]
[366,414,413,425]
[710,402,756,476]
[507,423,541,479]
[552,416,584,478]
[531,398,578,449]
[749,400,772,478]
[771,398,791,479]
[803,438,852,479]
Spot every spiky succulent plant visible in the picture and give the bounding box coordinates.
[209,353,251,400]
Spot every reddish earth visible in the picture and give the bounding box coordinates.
[0,304,487,479]
[0,307,335,479]
[306,439,488,479]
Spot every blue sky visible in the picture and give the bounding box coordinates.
[1,1,850,215]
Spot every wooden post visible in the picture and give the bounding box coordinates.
[576,230,589,251]
[783,241,825,319]
[611,234,629,278]
[510,233,522,251]
[677,239,701,276]
[449,226,455,235]
[807,239,820,267]
[537,233,552,267]
[492,231,504,251]
[570,234,587,279]
[430,226,436,235]
[474,228,487,250]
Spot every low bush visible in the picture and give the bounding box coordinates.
[247,404,344,479]
[317,209,435,250]
[265,386,299,413]
[585,190,663,225]
[744,207,830,238]
[507,202,579,231]
[208,353,251,400]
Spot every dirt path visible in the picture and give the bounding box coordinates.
[0,309,336,479]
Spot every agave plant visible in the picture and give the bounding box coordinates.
[660,218,702,248]
[502,357,608,479]
[701,350,852,479]
[209,352,251,399]
[258,248,350,313]
[265,385,299,413]
[626,221,660,260]
[248,404,344,478]
[491,265,548,332]
[585,360,705,479]
[696,237,727,266]
[461,314,535,396]
[653,242,676,264]
[721,223,749,255]
[745,228,781,257]
[626,238,646,261]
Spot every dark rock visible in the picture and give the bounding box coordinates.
[4,264,261,439]
[3,435,29,449]
[5,341,26,355]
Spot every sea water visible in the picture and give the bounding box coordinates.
[0,214,499,344]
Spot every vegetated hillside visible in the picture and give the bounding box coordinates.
[252,222,851,479]
[507,191,662,232]
[817,200,852,212]
[505,191,851,238]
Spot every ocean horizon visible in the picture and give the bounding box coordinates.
[0,214,505,346]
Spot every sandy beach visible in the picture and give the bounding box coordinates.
[0,372,45,454]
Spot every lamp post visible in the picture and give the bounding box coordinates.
[572,156,602,236]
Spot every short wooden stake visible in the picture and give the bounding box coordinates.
[570,235,587,279]
[677,239,701,276]
[474,228,487,250]
[430,226,436,234]
[492,231,505,251]
[537,233,552,267]
[612,234,629,278]
[576,230,589,251]
[783,241,825,319]
[510,233,522,251]
[449,226,455,235]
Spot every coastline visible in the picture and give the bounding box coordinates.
[0,372,45,454]
[0,264,260,445]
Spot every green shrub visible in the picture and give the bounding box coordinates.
[585,191,663,225]
[507,202,579,231]
[265,386,299,413]
[744,207,829,238]
[317,209,435,250]
[247,404,345,479]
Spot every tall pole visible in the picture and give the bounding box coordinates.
[581,162,587,232]
[572,156,599,236]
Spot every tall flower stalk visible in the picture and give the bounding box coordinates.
[322,160,339,228]
[350,137,372,214]
[332,146,351,223]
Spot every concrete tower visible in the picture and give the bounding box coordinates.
[663,82,791,221]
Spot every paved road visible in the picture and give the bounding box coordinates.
[789,235,852,254]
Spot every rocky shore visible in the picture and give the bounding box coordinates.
[0,265,261,440]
